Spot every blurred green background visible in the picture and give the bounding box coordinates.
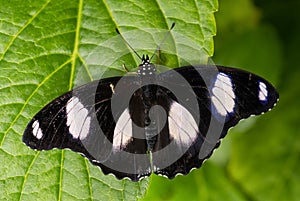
[142,0,300,200]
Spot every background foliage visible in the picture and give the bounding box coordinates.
[145,0,300,200]
[0,0,299,200]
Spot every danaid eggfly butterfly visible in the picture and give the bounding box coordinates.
[23,25,279,181]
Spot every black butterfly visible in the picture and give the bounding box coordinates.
[23,52,278,181]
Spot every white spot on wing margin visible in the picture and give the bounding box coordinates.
[32,120,43,139]
[258,81,268,101]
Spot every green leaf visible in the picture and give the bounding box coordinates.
[142,162,249,201]
[0,0,217,200]
[211,0,299,201]
[225,8,300,201]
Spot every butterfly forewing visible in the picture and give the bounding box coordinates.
[23,78,123,160]
[160,65,278,125]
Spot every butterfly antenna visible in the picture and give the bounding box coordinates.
[149,22,175,61]
[116,28,143,60]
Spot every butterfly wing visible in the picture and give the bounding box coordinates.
[172,65,279,126]
[23,76,152,181]
[153,65,279,178]
[23,64,279,181]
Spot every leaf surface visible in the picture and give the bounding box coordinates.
[0,0,217,200]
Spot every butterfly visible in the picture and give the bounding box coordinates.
[23,23,279,181]
[23,53,278,181]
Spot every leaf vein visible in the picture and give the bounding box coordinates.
[0,58,72,147]
[58,150,65,201]
[18,152,40,201]
[84,159,94,201]
[0,0,51,61]
[69,0,84,90]
[154,0,180,65]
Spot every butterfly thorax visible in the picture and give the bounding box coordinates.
[137,55,156,78]
[135,55,159,151]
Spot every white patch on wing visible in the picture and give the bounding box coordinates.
[113,109,133,150]
[110,83,115,94]
[168,102,198,146]
[211,73,235,116]
[258,81,268,101]
[32,120,43,139]
[66,96,91,140]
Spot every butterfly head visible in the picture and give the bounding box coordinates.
[137,54,156,77]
